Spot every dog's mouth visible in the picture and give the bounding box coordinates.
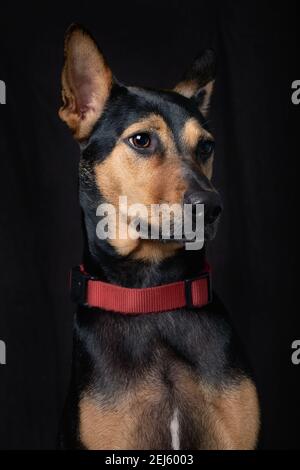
[131,212,220,244]
[96,200,221,250]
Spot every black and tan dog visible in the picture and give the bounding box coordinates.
[58,25,260,450]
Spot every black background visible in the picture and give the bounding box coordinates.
[0,0,299,450]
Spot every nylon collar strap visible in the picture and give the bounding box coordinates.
[70,263,212,315]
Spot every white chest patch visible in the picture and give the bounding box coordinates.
[170,408,180,450]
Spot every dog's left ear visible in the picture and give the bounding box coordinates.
[174,49,216,117]
[59,24,113,140]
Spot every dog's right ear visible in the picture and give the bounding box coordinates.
[174,49,216,117]
[59,24,113,140]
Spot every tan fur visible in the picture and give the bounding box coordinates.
[201,156,214,180]
[181,117,204,148]
[174,79,215,116]
[181,118,214,180]
[176,373,259,450]
[59,27,113,140]
[79,361,259,450]
[208,379,260,450]
[79,378,164,450]
[131,240,183,263]
[168,365,260,450]
[199,81,214,116]
[174,79,200,98]
[80,397,137,450]
[94,114,188,261]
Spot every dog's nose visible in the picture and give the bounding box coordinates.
[184,190,222,225]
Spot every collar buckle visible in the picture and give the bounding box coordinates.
[184,271,212,308]
[70,267,88,305]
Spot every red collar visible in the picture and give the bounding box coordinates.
[70,263,212,315]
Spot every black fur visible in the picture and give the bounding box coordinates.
[60,64,255,450]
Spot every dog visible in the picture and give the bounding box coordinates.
[58,24,260,450]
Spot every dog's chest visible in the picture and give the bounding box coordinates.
[73,308,258,450]
[78,359,209,450]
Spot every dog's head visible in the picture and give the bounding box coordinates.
[59,25,222,262]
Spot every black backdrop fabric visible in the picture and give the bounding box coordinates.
[0,1,299,450]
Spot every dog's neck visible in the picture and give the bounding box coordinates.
[81,222,207,289]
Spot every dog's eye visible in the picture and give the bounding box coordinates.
[197,140,215,159]
[129,133,151,149]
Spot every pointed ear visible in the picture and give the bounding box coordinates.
[174,49,216,117]
[58,24,113,140]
